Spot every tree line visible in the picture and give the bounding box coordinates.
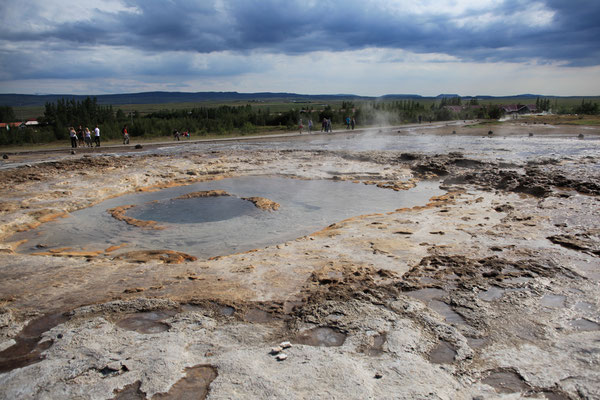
[0,96,598,145]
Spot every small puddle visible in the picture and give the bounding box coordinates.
[478,286,505,301]
[181,303,235,317]
[0,312,69,373]
[466,336,488,350]
[293,327,347,347]
[153,365,218,400]
[574,301,595,313]
[568,318,600,331]
[116,311,176,334]
[540,294,566,309]
[244,308,276,323]
[429,300,467,326]
[218,306,235,316]
[405,289,466,326]
[429,340,456,364]
[405,288,446,303]
[482,370,529,394]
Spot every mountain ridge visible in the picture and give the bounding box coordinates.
[0,91,593,107]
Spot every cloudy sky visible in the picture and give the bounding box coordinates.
[1,0,599,96]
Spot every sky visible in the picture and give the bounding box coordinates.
[0,0,599,97]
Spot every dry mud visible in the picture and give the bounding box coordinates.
[0,125,599,399]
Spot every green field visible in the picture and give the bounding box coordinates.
[13,96,600,121]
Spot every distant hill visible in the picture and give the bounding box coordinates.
[0,91,595,108]
[0,92,374,107]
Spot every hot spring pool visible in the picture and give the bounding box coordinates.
[15,176,443,259]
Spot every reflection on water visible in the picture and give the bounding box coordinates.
[14,176,443,259]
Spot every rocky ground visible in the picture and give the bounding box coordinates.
[0,123,599,399]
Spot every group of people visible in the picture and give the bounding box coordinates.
[68,124,131,148]
[345,116,356,130]
[69,125,101,148]
[298,117,357,134]
[173,129,190,140]
[321,118,332,132]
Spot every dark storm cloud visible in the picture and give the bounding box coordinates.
[1,0,599,83]
[110,0,599,66]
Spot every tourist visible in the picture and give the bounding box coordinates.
[299,119,303,134]
[69,127,77,148]
[351,117,355,130]
[84,127,92,147]
[94,125,100,147]
[327,118,332,133]
[346,116,351,129]
[308,119,313,133]
[173,129,180,141]
[321,118,327,132]
[122,125,130,144]
[77,125,84,147]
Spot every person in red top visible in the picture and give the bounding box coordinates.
[122,125,129,144]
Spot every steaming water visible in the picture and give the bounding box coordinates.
[15,176,443,259]
[151,126,600,162]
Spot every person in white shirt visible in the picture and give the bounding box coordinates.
[94,125,100,147]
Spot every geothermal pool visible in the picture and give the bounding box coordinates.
[15,176,443,259]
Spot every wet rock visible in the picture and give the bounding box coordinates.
[547,232,600,256]
[412,161,449,177]
[0,312,69,373]
[176,190,230,199]
[242,196,280,211]
[399,153,421,161]
[494,204,514,213]
[113,250,197,264]
[108,205,165,230]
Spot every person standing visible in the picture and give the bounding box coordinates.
[69,127,77,148]
[298,119,303,134]
[122,125,130,144]
[84,127,92,147]
[346,116,351,129]
[327,118,332,133]
[321,118,327,132]
[94,125,100,147]
[308,119,313,133]
[351,117,355,130]
[77,125,84,147]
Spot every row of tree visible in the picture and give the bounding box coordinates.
[0,96,598,145]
